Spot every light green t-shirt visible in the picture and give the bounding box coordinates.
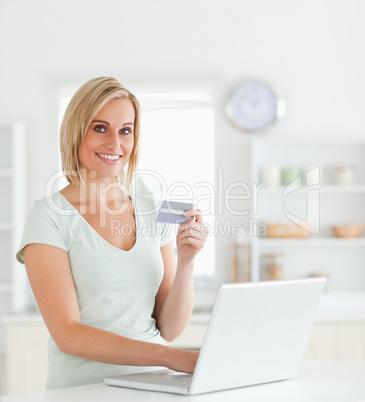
[16,191,174,390]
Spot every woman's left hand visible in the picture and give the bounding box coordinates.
[176,209,209,267]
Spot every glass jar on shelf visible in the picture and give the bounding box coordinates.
[262,253,284,281]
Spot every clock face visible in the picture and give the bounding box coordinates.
[227,80,284,132]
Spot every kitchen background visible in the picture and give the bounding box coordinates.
[1,0,365,396]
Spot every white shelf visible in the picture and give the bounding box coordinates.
[0,283,13,292]
[249,137,365,291]
[259,185,365,195]
[0,169,12,178]
[256,238,365,247]
[320,185,365,194]
[0,121,26,359]
[2,313,43,324]
[252,136,365,145]
[0,222,12,231]
[316,291,365,321]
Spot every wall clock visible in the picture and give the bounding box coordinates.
[226,80,286,132]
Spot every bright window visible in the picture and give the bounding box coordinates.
[136,93,215,276]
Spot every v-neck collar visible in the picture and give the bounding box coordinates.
[56,191,139,253]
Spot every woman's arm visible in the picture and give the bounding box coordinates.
[23,243,198,373]
[154,241,194,342]
[154,209,208,342]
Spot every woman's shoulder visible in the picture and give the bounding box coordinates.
[16,193,71,263]
[27,192,76,222]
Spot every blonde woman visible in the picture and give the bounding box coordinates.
[16,77,207,390]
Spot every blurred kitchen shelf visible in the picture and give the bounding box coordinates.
[316,185,365,194]
[0,222,12,231]
[315,291,365,321]
[255,238,365,247]
[190,291,365,322]
[0,284,13,292]
[0,169,12,178]
[259,185,365,194]
[247,136,365,289]
[0,120,26,353]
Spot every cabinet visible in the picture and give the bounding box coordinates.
[0,121,27,354]
[303,323,337,361]
[5,317,49,395]
[304,321,365,363]
[3,314,365,396]
[338,323,365,363]
[168,318,365,366]
[242,137,365,292]
[2,316,204,396]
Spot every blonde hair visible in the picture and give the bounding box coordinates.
[60,77,140,188]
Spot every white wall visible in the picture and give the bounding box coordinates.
[1,0,365,282]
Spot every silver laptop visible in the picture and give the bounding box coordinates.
[105,278,326,395]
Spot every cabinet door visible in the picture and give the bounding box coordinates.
[338,323,365,363]
[303,323,336,361]
[6,324,49,395]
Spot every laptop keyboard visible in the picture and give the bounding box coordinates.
[145,372,193,387]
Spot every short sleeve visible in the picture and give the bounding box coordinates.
[16,198,68,264]
[160,222,175,248]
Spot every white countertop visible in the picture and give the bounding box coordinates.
[314,291,365,321]
[192,291,365,322]
[3,291,365,324]
[0,360,364,402]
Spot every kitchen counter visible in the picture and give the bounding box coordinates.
[3,290,365,325]
[193,290,365,322]
[0,360,364,401]
[314,291,365,321]
[2,291,365,396]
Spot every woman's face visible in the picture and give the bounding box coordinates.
[78,98,135,182]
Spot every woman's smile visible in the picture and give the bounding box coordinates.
[96,152,123,164]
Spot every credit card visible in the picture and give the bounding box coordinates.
[156,200,194,224]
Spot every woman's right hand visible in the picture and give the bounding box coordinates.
[166,348,199,374]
